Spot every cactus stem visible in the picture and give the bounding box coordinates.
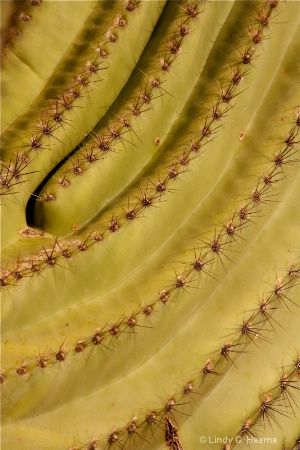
[2,110,299,289]
[65,340,300,450]
[61,316,299,450]
[224,355,300,449]
[29,1,199,205]
[26,1,283,236]
[1,1,300,447]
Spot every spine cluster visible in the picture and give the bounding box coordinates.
[1,110,298,288]
[53,270,299,450]
[1,1,299,449]
[0,1,142,195]
[2,0,295,286]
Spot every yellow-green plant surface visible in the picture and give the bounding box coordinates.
[1,1,299,450]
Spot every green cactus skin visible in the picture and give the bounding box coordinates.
[1,0,98,128]
[1,262,297,448]
[1,1,300,449]
[32,1,234,235]
[1,0,166,247]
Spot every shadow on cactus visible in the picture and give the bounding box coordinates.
[1,1,300,449]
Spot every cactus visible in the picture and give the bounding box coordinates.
[1,1,300,449]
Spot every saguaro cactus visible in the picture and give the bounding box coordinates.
[1,1,299,449]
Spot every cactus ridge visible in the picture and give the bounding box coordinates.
[1,1,300,448]
[4,84,299,287]
[50,1,201,185]
[1,107,299,418]
[0,0,201,197]
[0,1,170,248]
[0,0,158,195]
[1,0,292,250]
[1,51,106,158]
[125,358,300,450]
[2,0,106,132]
[39,298,300,450]
[1,110,298,289]
[71,321,300,450]
[222,357,300,450]
[33,0,278,234]
[2,257,298,431]
[4,258,298,380]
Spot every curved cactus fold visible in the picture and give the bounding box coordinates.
[1,1,300,449]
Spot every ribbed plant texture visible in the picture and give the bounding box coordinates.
[1,1,300,449]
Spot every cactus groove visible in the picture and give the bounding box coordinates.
[0,1,299,449]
